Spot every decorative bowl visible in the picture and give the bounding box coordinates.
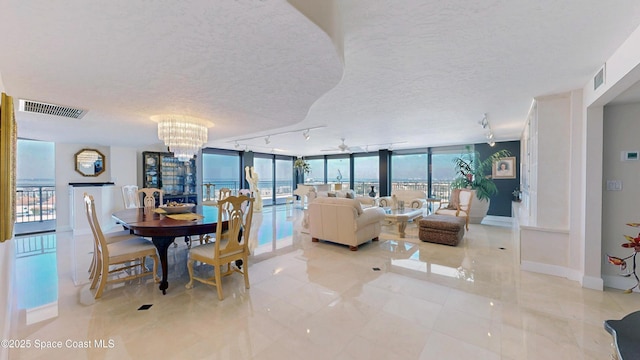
[158,203,196,214]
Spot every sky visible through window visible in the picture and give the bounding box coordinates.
[17,139,55,185]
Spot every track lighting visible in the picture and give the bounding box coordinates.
[480,113,496,146]
[479,113,488,129]
[229,125,326,147]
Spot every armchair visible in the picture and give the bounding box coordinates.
[434,189,473,230]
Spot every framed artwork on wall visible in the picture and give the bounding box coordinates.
[493,157,516,179]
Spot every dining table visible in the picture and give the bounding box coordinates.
[112,205,226,295]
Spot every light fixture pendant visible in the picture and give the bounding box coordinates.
[151,114,213,161]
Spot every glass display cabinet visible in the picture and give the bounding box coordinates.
[142,151,197,205]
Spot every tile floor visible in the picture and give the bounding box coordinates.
[8,205,638,359]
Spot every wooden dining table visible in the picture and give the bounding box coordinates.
[112,205,225,295]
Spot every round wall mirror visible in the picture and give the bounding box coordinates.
[74,149,106,177]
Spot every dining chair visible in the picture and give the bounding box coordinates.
[185,195,255,300]
[434,188,473,230]
[218,187,232,201]
[84,193,159,299]
[138,187,164,208]
[121,185,140,209]
[86,190,141,280]
[194,187,234,247]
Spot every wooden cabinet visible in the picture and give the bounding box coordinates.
[142,151,197,205]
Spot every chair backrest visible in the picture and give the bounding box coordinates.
[215,195,254,258]
[218,187,232,201]
[203,183,216,201]
[83,193,108,258]
[122,185,140,209]
[138,188,164,208]
[458,189,473,212]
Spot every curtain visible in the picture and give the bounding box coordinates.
[0,92,16,242]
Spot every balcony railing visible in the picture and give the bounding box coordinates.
[15,185,56,224]
[202,180,294,201]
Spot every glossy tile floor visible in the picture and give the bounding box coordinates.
[9,205,639,359]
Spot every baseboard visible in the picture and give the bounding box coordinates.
[521,260,582,283]
[582,275,604,291]
[26,301,59,325]
[603,274,639,293]
[57,225,72,233]
[482,215,513,227]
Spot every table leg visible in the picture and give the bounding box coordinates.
[152,236,175,295]
[398,221,407,238]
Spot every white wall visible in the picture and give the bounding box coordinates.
[55,144,150,232]
[580,23,640,289]
[518,91,579,281]
[535,93,572,229]
[109,146,140,213]
[55,144,112,232]
[602,102,640,290]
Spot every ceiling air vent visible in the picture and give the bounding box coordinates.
[18,99,88,119]
[594,64,606,91]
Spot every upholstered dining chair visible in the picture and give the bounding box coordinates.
[435,188,473,230]
[121,185,140,209]
[185,195,255,300]
[84,193,159,299]
[138,187,163,208]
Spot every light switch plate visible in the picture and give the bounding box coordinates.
[606,180,622,191]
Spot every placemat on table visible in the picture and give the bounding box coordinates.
[165,213,204,221]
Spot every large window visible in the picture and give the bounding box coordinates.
[391,152,428,192]
[305,158,325,184]
[353,155,379,196]
[327,156,350,187]
[253,156,274,206]
[15,139,56,233]
[431,147,465,200]
[274,157,293,205]
[253,156,294,206]
[202,151,241,197]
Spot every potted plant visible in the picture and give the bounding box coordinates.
[450,146,511,223]
[607,223,640,293]
[294,158,310,176]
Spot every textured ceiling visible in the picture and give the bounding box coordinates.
[2,0,640,156]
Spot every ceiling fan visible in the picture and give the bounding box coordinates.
[321,138,364,153]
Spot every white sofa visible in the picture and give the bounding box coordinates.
[308,197,386,250]
[378,189,428,209]
[307,188,375,208]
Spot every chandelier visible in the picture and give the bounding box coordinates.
[77,151,99,168]
[151,114,213,161]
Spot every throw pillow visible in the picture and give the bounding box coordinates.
[448,189,461,209]
[345,191,354,199]
[327,192,336,197]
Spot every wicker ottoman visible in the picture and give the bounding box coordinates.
[418,215,465,246]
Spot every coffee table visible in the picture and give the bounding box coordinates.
[383,207,424,238]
